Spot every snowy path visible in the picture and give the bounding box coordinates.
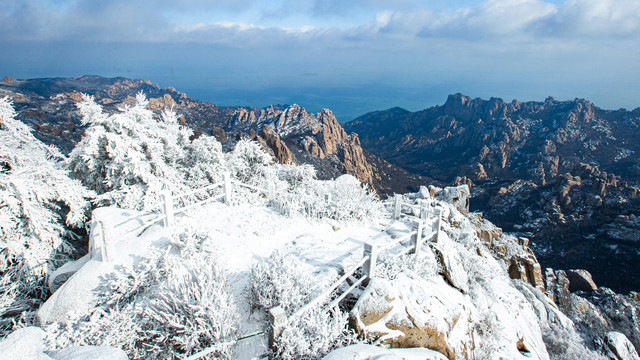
[176,201,398,359]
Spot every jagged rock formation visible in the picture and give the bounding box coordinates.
[229,105,374,185]
[345,94,640,185]
[0,75,379,187]
[482,163,640,292]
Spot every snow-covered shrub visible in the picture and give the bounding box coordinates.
[271,172,382,222]
[248,251,356,359]
[227,139,273,186]
[542,322,607,360]
[375,249,440,281]
[67,93,192,211]
[183,135,227,189]
[46,229,239,359]
[0,97,93,335]
[248,251,317,314]
[276,307,356,360]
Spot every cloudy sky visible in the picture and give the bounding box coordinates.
[2,0,639,120]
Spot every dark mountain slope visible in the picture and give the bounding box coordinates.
[345,94,640,293]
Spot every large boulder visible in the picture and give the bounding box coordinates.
[431,242,469,294]
[0,327,51,360]
[48,346,128,360]
[433,185,470,213]
[508,254,545,293]
[37,259,114,326]
[605,331,640,360]
[349,275,472,360]
[349,272,550,360]
[566,269,598,292]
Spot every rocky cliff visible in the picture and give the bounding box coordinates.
[345,94,640,185]
[229,105,374,185]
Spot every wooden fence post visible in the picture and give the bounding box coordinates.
[411,220,424,254]
[269,306,287,350]
[98,220,110,262]
[161,190,174,227]
[393,194,401,220]
[88,219,98,259]
[419,201,428,221]
[363,242,378,286]
[324,193,331,203]
[434,207,442,242]
[223,172,232,204]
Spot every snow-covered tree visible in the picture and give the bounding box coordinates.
[0,97,93,334]
[67,93,192,211]
[248,251,356,359]
[45,229,239,359]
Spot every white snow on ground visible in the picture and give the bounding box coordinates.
[322,344,448,360]
[177,201,398,359]
[41,199,411,359]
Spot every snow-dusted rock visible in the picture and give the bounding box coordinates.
[322,344,448,360]
[349,274,473,360]
[605,331,640,360]
[566,269,598,292]
[37,206,170,325]
[435,185,470,213]
[0,327,52,360]
[48,346,128,360]
[431,241,469,293]
[37,259,114,325]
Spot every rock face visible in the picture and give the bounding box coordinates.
[349,195,555,360]
[508,255,545,293]
[346,94,640,185]
[350,275,473,360]
[482,163,640,293]
[229,105,374,185]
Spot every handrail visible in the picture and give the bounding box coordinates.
[174,194,224,215]
[275,197,442,335]
[327,275,367,309]
[231,180,268,193]
[377,232,413,253]
[173,181,223,202]
[290,256,369,321]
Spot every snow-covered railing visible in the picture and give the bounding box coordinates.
[90,172,286,264]
[268,198,443,350]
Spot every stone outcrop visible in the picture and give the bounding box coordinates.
[544,268,572,313]
[433,185,470,213]
[508,255,545,293]
[604,331,640,360]
[230,105,374,185]
[566,269,598,292]
[1,76,16,84]
[482,163,640,293]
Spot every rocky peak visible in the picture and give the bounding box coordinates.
[1,76,16,84]
[231,104,322,138]
[441,93,508,122]
[230,104,374,185]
